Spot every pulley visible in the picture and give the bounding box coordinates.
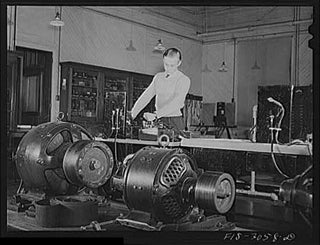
[194,171,235,214]
[63,140,114,188]
[279,165,312,209]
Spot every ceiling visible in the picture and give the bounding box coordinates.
[139,6,303,32]
[138,6,239,31]
[84,6,246,31]
[82,6,312,41]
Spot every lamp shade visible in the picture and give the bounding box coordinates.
[50,12,64,27]
[218,61,228,72]
[251,60,261,70]
[126,40,137,51]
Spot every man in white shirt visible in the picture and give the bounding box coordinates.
[130,47,190,135]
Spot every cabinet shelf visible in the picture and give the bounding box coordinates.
[72,84,97,89]
[72,76,97,80]
[72,94,97,100]
[60,62,153,136]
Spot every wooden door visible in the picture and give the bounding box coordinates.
[7,51,23,131]
[16,47,52,126]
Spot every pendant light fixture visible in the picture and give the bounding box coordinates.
[153,8,166,53]
[202,7,212,73]
[126,9,136,51]
[50,7,64,27]
[126,40,136,51]
[218,42,228,72]
[252,37,261,70]
[153,39,166,53]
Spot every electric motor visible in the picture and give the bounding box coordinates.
[15,122,114,195]
[279,165,313,209]
[113,146,235,223]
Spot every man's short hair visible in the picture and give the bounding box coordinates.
[163,47,182,61]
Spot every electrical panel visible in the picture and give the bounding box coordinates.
[291,85,313,141]
[103,72,128,138]
[70,70,98,119]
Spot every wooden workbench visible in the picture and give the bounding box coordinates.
[95,137,311,156]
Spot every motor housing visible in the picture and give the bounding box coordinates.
[113,146,235,223]
[15,122,114,195]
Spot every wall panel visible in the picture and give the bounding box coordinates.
[298,33,313,85]
[202,41,234,103]
[236,37,292,127]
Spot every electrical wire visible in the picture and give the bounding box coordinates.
[275,107,285,144]
[283,138,313,161]
[249,124,257,142]
[16,179,24,194]
[298,210,312,229]
[306,142,312,158]
[105,110,116,139]
[114,109,119,168]
[270,128,289,178]
[77,186,87,194]
[266,95,311,178]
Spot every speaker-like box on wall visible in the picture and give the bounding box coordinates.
[225,102,236,126]
[201,103,216,125]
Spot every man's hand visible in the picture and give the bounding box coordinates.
[143,112,157,122]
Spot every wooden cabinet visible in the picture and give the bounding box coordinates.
[60,63,101,129]
[59,62,153,137]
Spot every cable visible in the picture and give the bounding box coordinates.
[298,210,312,229]
[105,110,116,139]
[275,107,285,144]
[270,127,289,178]
[284,139,313,160]
[306,143,312,159]
[267,97,285,144]
[249,124,257,142]
[114,109,120,168]
[106,128,114,139]
[16,179,24,194]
